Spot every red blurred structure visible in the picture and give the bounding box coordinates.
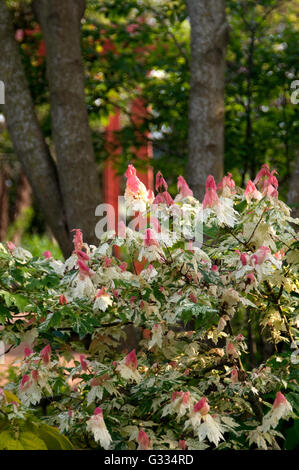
[103,99,153,234]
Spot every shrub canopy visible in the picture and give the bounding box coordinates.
[0,164,298,450]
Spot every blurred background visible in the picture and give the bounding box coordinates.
[0,0,298,259]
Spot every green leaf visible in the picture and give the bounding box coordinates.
[0,290,30,312]
[203,225,219,239]
[234,200,247,213]
[0,303,11,323]
[39,311,62,331]
[19,431,48,450]
[37,424,74,450]
[0,431,24,450]
[12,294,30,312]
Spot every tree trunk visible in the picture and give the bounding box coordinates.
[33,0,101,245]
[186,0,228,199]
[0,1,72,256]
[0,163,9,241]
[287,150,299,219]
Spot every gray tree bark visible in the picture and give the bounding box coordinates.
[0,1,72,256]
[287,150,299,219]
[0,163,9,242]
[33,0,101,245]
[186,0,228,199]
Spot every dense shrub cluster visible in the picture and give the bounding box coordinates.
[0,164,298,450]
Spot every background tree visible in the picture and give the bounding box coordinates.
[0,0,298,256]
[185,0,228,199]
[225,0,299,197]
[0,0,101,257]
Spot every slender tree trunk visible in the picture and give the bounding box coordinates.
[287,150,299,219]
[33,0,101,244]
[0,163,9,241]
[0,1,72,256]
[186,0,228,199]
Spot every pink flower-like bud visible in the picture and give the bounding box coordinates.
[211,265,219,272]
[251,246,270,265]
[172,391,183,402]
[189,293,197,303]
[119,262,127,272]
[125,164,147,199]
[155,171,168,192]
[20,375,30,390]
[273,391,287,409]
[177,175,193,198]
[162,191,174,206]
[226,342,238,358]
[153,193,165,205]
[231,368,238,384]
[244,180,260,202]
[253,165,279,198]
[253,164,271,185]
[138,429,150,450]
[246,273,255,284]
[153,191,174,206]
[182,391,190,404]
[262,180,278,198]
[217,173,235,192]
[76,250,90,261]
[77,259,90,276]
[178,439,187,450]
[24,346,33,357]
[202,175,219,209]
[59,294,68,305]
[43,251,52,259]
[40,344,51,364]
[240,253,248,266]
[144,228,159,247]
[94,407,103,416]
[32,370,39,381]
[125,349,138,370]
[72,229,83,252]
[194,397,210,416]
[80,354,88,371]
[96,287,107,298]
[104,256,112,267]
[6,241,16,252]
